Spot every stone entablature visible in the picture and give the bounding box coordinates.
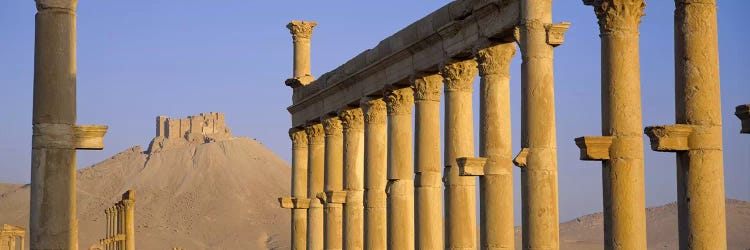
[0,224,24,250]
[149,112,232,152]
[287,0,520,126]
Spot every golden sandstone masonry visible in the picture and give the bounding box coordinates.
[279,0,732,250]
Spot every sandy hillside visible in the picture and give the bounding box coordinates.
[0,137,291,250]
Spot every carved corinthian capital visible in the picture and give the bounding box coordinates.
[339,108,364,131]
[441,60,478,92]
[412,74,443,102]
[584,0,645,34]
[287,20,318,42]
[322,116,343,136]
[305,123,325,145]
[36,0,77,11]
[477,43,516,77]
[361,97,387,124]
[384,87,415,116]
[289,128,308,149]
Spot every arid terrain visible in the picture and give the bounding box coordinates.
[1,135,748,249]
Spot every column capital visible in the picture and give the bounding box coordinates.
[736,104,750,134]
[441,60,478,92]
[289,128,309,149]
[476,43,516,77]
[36,0,77,11]
[339,108,364,131]
[361,97,387,124]
[322,116,343,136]
[384,86,414,115]
[287,20,318,43]
[584,0,645,34]
[305,123,325,145]
[412,74,443,102]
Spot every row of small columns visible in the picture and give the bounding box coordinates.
[281,9,570,250]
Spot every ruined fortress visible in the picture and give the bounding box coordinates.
[148,112,232,152]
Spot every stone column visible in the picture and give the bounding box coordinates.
[31,1,108,249]
[360,97,388,250]
[123,191,135,250]
[306,123,326,250]
[290,128,309,250]
[736,104,749,134]
[644,1,726,248]
[412,74,444,250]
[575,1,647,249]
[287,20,317,83]
[323,116,345,250]
[384,86,415,250]
[442,59,478,250]
[339,108,365,250]
[515,0,568,249]
[478,43,516,250]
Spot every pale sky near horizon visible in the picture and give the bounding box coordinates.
[0,1,748,224]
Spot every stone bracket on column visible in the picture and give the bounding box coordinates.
[285,76,316,88]
[75,125,108,150]
[325,191,347,204]
[512,148,529,168]
[736,104,750,134]
[456,157,487,176]
[644,124,694,152]
[545,22,571,47]
[278,197,311,209]
[574,136,613,161]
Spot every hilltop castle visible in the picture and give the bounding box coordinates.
[148,112,232,152]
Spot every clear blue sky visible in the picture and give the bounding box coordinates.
[1,1,747,223]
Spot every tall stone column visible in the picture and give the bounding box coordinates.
[384,86,415,250]
[645,1,726,248]
[360,97,388,250]
[287,20,317,83]
[339,108,365,250]
[412,74,444,250]
[575,1,647,249]
[323,116,345,250]
[31,1,108,249]
[442,59,478,250]
[515,0,568,249]
[282,128,309,250]
[306,123,326,250]
[123,190,135,250]
[477,43,516,250]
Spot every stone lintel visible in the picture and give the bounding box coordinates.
[456,157,487,176]
[325,191,347,204]
[545,22,571,47]
[74,125,108,150]
[512,148,529,168]
[644,124,694,152]
[574,136,613,161]
[736,104,750,134]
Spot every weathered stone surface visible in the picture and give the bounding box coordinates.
[736,104,750,134]
[574,136,613,161]
[287,0,520,127]
[0,224,24,250]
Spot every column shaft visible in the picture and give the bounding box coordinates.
[586,1,648,249]
[30,1,79,249]
[675,0,726,248]
[361,97,388,250]
[287,21,317,79]
[323,117,344,250]
[340,108,365,250]
[477,43,516,250]
[413,74,444,250]
[290,128,309,250]
[124,201,135,250]
[384,87,415,250]
[442,59,478,250]
[306,124,326,250]
[519,0,560,249]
